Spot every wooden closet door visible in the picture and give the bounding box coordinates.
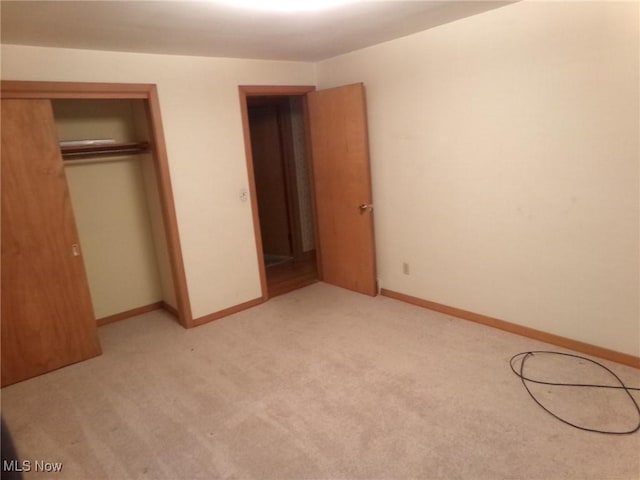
[1,99,101,387]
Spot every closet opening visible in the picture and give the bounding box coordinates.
[52,98,180,326]
[245,94,319,298]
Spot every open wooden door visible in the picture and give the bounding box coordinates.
[1,99,102,386]
[307,83,377,296]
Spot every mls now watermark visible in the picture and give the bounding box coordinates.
[3,459,64,473]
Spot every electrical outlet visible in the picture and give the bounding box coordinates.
[402,262,410,275]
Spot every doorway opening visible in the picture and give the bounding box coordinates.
[243,89,319,298]
[241,83,377,300]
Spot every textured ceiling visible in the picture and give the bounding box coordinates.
[0,1,513,61]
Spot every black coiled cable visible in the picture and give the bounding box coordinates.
[510,351,640,435]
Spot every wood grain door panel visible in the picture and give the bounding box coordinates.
[1,99,101,387]
[308,83,377,296]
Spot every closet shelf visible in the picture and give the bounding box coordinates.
[61,141,150,160]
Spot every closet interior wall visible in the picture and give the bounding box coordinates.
[53,99,176,321]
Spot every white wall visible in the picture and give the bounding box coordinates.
[65,156,164,318]
[317,1,640,356]
[0,45,316,319]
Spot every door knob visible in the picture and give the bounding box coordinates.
[359,204,373,213]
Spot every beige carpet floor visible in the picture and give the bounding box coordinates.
[2,283,639,479]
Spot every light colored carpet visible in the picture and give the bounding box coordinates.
[1,283,639,479]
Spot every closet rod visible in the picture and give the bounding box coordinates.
[62,141,150,161]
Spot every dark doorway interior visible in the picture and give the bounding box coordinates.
[247,96,318,297]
